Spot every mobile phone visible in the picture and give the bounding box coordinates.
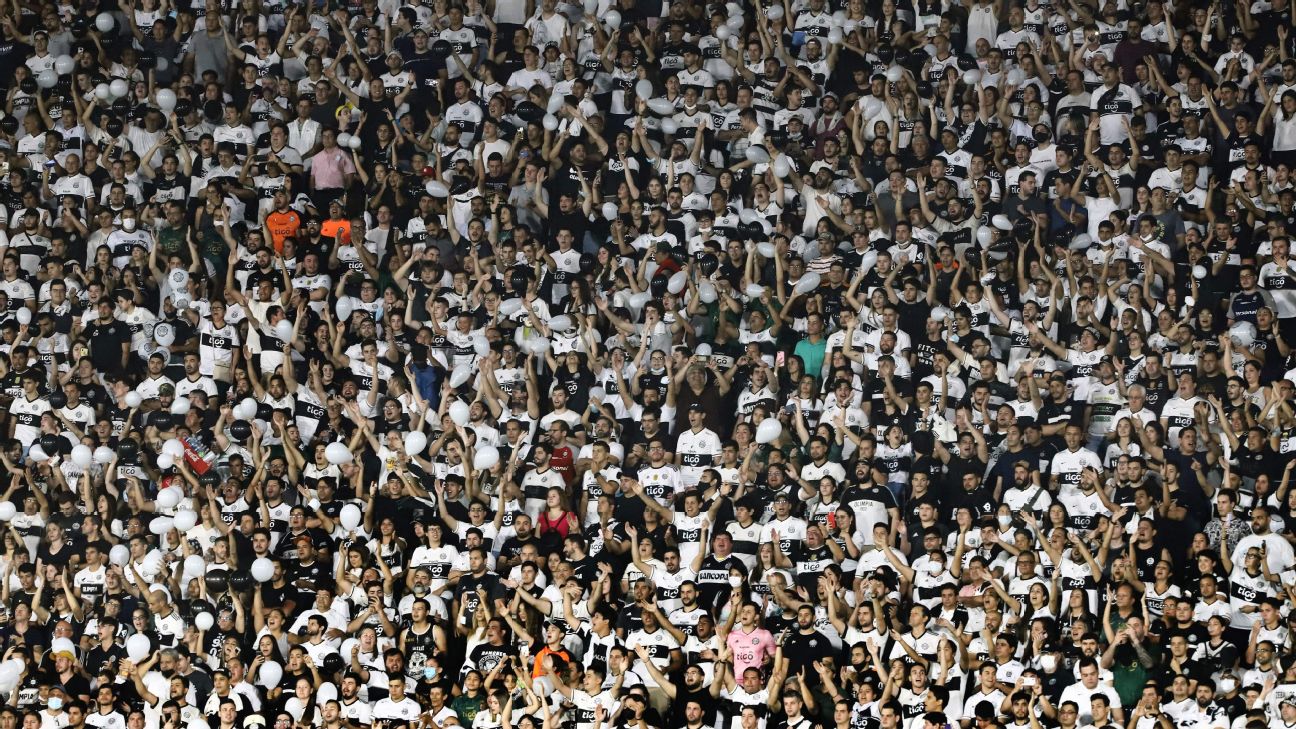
[1023,676,1036,687]
[776,351,786,367]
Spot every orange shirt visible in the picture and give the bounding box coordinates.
[320,218,351,244]
[266,209,303,252]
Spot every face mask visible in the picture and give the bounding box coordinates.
[998,515,1013,528]
[728,576,743,587]
[48,698,63,711]
[1039,654,1057,672]
[1217,677,1236,695]
[1033,131,1049,143]
[928,563,943,575]
[423,667,438,680]
[121,218,136,232]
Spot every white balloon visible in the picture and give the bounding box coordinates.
[156,486,180,508]
[0,503,14,521]
[526,336,551,356]
[155,88,176,112]
[94,446,115,464]
[991,214,1012,230]
[642,260,658,281]
[71,445,92,468]
[1006,68,1025,86]
[546,93,565,113]
[240,398,259,421]
[473,446,500,470]
[745,283,765,297]
[161,439,185,459]
[667,271,688,294]
[426,180,449,197]
[473,334,490,358]
[194,612,214,630]
[110,544,130,566]
[14,308,29,326]
[95,12,115,32]
[1193,264,1208,280]
[251,557,275,583]
[715,24,732,40]
[257,660,283,689]
[125,391,142,408]
[765,5,783,20]
[499,299,523,316]
[635,79,653,99]
[725,14,744,29]
[603,9,621,28]
[149,517,173,536]
[274,319,294,342]
[756,418,783,444]
[542,113,559,131]
[126,634,151,663]
[156,57,169,72]
[339,503,362,530]
[962,68,982,86]
[94,83,110,100]
[449,365,472,388]
[795,272,821,294]
[977,227,993,247]
[153,322,174,346]
[589,386,605,404]
[404,431,428,457]
[931,306,948,322]
[827,27,843,44]
[109,79,128,99]
[549,315,573,331]
[885,65,903,83]
[739,208,761,224]
[647,97,676,115]
[36,70,57,89]
[661,118,679,135]
[156,453,174,470]
[744,145,771,163]
[27,445,47,463]
[326,442,352,465]
[628,292,652,309]
[449,400,470,426]
[583,0,597,13]
[172,509,198,532]
[183,554,205,577]
[170,398,190,416]
[698,282,717,304]
[602,202,619,220]
[347,135,362,150]
[54,55,74,75]
[757,242,777,257]
[771,155,791,178]
[336,133,353,148]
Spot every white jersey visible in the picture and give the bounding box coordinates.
[674,428,721,487]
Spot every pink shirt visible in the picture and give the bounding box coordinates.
[726,626,775,677]
[310,147,356,189]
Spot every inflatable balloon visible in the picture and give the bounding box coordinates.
[36,70,56,89]
[126,634,151,662]
[667,271,688,294]
[473,446,500,470]
[771,155,791,178]
[635,79,653,99]
[172,509,198,532]
[756,418,783,444]
[602,202,619,220]
[250,557,275,583]
[155,88,176,112]
[795,272,822,294]
[647,98,676,115]
[109,79,128,99]
[125,391,142,408]
[661,118,679,135]
[229,420,252,442]
[183,554,205,577]
[156,453,174,470]
[204,569,229,594]
[698,282,717,304]
[339,504,362,530]
[744,145,771,163]
[603,9,621,28]
[27,444,47,463]
[336,132,352,148]
[549,315,572,331]
[257,660,283,689]
[426,180,449,197]
[449,400,470,426]
[274,319,294,342]
[71,445,92,468]
[227,570,253,593]
[54,55,74,75]
[0,503,15,521]
[542,114,559,131]
[149,516,173,536]
[161,439,184,458]
[109,544,130,566]
[404,431,428,457]
[94,446,114,464]
[766,5,783,19]
[194,612,214,630]
[325,442,352,464]
[170,398,190,415]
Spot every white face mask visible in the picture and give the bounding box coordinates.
[121,218,136,232]
[928,562,943,575]
[1039,654,1057,672]
[1217,677,1236,695]
[998,515,1013,528]
[728,575,743,587]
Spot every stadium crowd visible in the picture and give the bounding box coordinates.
[0,1,1294,729]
